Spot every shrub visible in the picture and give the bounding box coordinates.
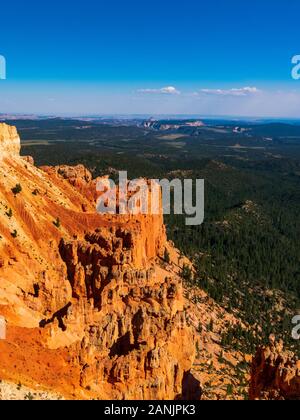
[11,230,18,238]
[12,184,22,195]
[5,208,13,218]
[164,248,170,264]
[53,217,61,228]
[181,264,193,284]
[226,384,234,396]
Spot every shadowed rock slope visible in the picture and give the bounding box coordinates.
[250,338,300,400]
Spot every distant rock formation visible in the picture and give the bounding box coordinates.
[250,337,300,400]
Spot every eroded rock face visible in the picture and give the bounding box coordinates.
[250,339,300,400]
[0,123,21,156]
[0,125,199,400]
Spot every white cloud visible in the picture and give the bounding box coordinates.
[199,86,260,97]
[138,86,181,95]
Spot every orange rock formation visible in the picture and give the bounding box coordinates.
[250,338,300,400]
[0,123,200,399]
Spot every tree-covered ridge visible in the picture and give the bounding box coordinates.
[166,160,300,356]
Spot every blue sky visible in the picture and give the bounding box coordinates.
[0,0,300,116]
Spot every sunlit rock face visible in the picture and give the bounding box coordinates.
[0,123,21,157]
[0,124,200,400]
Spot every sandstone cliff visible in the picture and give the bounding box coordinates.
[0,123,21,156]
[0,123,200,399]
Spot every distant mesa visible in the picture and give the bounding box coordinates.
[142,119,205,131]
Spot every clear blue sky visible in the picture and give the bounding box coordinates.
[1,0,300,116]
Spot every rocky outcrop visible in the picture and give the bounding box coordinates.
[49,230,196,399]
[0,124,200,400]
[0,380,64,401]
[250,338,300,400]
[0,123,21,157]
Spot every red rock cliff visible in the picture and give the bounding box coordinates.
[0,124,199,399]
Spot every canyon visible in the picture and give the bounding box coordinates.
[0,122,299,400]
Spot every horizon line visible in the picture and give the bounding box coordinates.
[1,112,300,122]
